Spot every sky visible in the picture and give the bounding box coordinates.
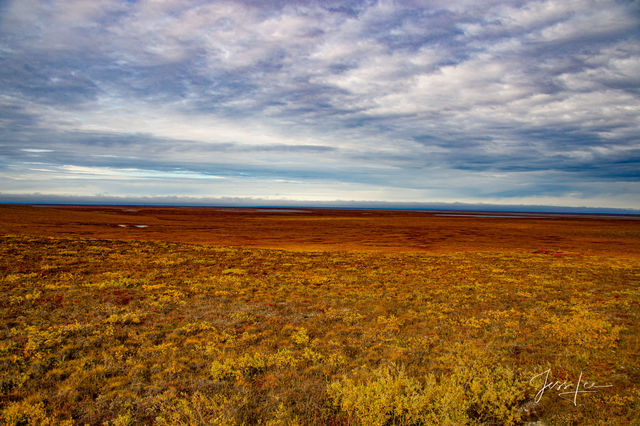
[1,0,639,210]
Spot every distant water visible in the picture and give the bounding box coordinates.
[434,214,549,218]
[254,209,310,213]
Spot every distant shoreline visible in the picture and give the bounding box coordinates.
[1,201,639,217]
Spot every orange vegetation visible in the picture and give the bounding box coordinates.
[1,205,639,256]
[0,205,639,425]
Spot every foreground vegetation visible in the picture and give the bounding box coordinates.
[1,234,639,424]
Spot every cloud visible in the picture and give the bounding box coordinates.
[0,0,638,208]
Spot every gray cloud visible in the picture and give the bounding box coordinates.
[0,0,638,208]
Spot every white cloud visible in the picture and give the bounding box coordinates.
[0,0,638,208]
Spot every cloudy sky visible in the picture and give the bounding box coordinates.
[1,0,639,209]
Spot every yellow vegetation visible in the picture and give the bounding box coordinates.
[0,234,638,424]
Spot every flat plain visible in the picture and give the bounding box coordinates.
[1,205,639,424]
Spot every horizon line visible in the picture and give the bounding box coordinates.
[1,195,638,215]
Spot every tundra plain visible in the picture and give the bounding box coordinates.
[0,205,639,424]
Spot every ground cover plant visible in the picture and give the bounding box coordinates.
[0,206,639,424]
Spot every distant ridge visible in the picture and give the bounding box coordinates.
[0,193,638,215]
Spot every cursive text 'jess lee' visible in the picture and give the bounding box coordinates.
[529,369,612,406]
